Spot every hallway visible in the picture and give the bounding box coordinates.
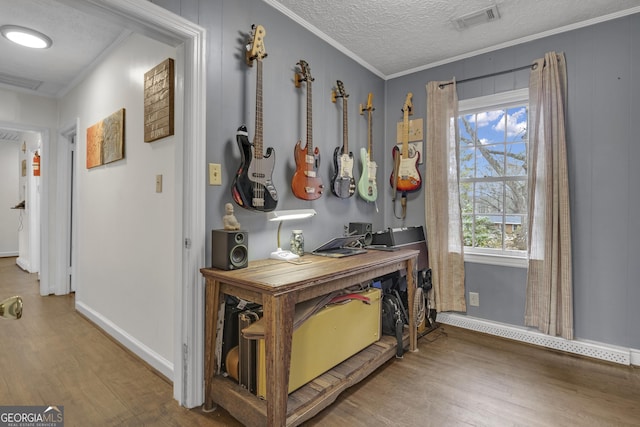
[0,257,239,426]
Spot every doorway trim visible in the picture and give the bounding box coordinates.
[76,0,207,407]
[0,120,48,293]
[57,120,78,295]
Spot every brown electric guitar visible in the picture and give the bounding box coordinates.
[390,92,422,193]
[291,60,324,200]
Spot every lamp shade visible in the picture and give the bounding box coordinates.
[267,209,316,222]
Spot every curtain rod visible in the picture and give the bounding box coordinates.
[438,62,537,88]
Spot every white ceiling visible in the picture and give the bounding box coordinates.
[0,0,125,99]
[0,0,639,102]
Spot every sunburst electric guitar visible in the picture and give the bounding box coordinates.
[231,24,278,212]
[358,93,377,202]
[390,92,422,193]
[331,80,356,198]
[291,60,324,200]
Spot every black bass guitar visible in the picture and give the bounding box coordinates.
[231,24,278,212]
[330,80,355,198]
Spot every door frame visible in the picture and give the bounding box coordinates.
[0,121,48,288]
[57,121,77,295]
[60,0,207,407]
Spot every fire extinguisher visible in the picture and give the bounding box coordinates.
[33,151,40,177]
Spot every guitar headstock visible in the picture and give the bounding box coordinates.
[294,59,314,88]
[332,80,349,103]
[360,92,374,115]
[246,24,267,66]
[402,92,413,115]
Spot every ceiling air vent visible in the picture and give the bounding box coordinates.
[0,129,20,141]
[0,72,43,90]
[454,5,500,30]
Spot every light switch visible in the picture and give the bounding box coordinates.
[209,163,222,186]
[156,174,163,193]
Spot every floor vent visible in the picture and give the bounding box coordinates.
[437,312,632,365]
[454,5,501,30]
[0,72,43,90]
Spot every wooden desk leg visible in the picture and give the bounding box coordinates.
[264,292,296,426]
[406,257,418,352]
[204,278,222,410]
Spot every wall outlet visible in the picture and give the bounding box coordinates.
[469,292,480,307]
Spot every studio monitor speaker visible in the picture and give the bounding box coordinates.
[212,229,248,270]
[348,222,373,246]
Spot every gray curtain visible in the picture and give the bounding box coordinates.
[425,81,466,313]
[525,52,573,339]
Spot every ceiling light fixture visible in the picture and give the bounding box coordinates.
[1,25,52,49]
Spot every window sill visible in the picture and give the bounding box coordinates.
[464,252,527,268]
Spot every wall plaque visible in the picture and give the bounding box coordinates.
[144,58,174,142]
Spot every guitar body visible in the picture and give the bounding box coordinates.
[231,125,278,212]
[358,147,378,202]
[331,147,356,198]
[291,140,323,200]
[390,145,422,193]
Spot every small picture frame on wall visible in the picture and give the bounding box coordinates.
[103,108,125,164]
[86,108,126,169]
[144,58,174,142]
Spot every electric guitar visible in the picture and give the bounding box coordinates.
[231,24,278,212]
[390,92,422,193]
[358,92,377,202]
[330,80,356,198]
[291,60,324,200]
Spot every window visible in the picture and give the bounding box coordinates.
[458,88,528,266]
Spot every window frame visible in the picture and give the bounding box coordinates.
[458,88,529,268]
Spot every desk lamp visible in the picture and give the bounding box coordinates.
[267,209,316,260]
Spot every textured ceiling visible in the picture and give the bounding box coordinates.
[0,0,639,99]
[268,0,640,77]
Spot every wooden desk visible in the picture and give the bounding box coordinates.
[201,249,419,427]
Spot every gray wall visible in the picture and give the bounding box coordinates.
[156,0,639,350]
[386,13,640,349]
[154,0,386,260]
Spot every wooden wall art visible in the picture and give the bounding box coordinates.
[86,108,126,169]
[144,58,174,142]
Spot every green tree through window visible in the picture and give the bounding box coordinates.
[458,90,528,256]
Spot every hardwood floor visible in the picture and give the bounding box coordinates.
[1,256,638,426]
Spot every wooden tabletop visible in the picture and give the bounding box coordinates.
[200,248,419,300]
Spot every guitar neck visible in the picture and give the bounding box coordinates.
[306,80,313,154]
[368,109,373,157]
[402,108,409,158]
[254,59,264,159]
[342,97,348,154]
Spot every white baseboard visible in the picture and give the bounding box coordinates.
[76,301,174,379]
[16,257,30,272]
[437,312,638,366]
[0,251,18,258]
